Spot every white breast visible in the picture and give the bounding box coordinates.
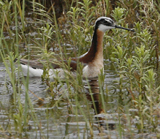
[82,62,104,78]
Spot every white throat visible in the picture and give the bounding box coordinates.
[98,24,115,33]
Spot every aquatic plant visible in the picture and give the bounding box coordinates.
[0,0,160,138]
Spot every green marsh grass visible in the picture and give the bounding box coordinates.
[0,0,160,138]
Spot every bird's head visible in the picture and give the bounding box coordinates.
[95,17,134,32]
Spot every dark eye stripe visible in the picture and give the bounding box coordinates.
[105,18,114,24]
[104,21,112,26]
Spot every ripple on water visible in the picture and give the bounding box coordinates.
[0,60,137,139]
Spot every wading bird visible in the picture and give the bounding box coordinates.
[16,17,134,78]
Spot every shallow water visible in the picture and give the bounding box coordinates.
[3,60,158,139]
[0,60,126,138]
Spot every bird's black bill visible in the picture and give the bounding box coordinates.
[115,25,135,32]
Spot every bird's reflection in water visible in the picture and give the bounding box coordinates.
[84,77,105,126]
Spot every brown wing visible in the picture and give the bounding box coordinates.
[17,59,44,69]
[15,58,79,71]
